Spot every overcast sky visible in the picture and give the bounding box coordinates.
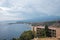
[0,0,60,21]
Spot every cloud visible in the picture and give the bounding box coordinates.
[0,0,5,5]
[0,7,24,20]
[0,0,60,21]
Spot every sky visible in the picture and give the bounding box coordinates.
[0,0,60,21]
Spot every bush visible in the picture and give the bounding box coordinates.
[17,30,34,40]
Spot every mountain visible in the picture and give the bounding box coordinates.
[16,16,60,27]
[0,16,60,25]
[19,16,60,23]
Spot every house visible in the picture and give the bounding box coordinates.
[32,25,60,40]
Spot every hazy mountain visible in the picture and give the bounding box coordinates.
[19,16,60,22]
[0,16,60,25]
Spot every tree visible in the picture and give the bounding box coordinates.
[45,25,51,37]
[45,25,49,31]
[18,30,34,40]
[12,38,16,40]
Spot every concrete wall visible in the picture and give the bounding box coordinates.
[33,38,58,40]
[56,28,60,38]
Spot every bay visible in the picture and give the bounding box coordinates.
[0,24,31,40]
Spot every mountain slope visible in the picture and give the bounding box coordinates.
[20,16,60,22]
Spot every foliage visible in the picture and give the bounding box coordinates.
[45,25,49,31]
[12,38,16,40]
[17,30,34,40]
[45,25,51,37]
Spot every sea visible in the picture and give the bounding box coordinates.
[0,24,31,40]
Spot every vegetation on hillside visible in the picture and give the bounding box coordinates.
[12,30,34,40]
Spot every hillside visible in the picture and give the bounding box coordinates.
[32,20,60,27]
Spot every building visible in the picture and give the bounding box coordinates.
[32,25,60,39]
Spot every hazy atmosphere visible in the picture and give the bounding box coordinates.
[0,0,60,21]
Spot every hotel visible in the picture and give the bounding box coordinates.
[32,25,60,39]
